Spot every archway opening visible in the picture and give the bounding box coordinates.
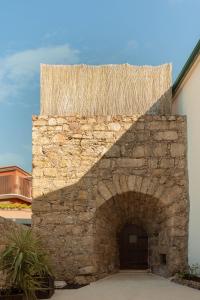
[119,224,148,270]
[94,191,169,277]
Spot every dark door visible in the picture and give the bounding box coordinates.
[119,224,148,269]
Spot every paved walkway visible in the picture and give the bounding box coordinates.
[51,271,200,300]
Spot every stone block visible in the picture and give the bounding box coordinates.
[52,133,66,143]
[99,159,111,168]
[96,194,106,208]
[147,121,169,130]
[153,144,168,157]
[78,266,96,275]
[113,174,121,194]
[116,158,145,168]
[105,145,121,158]
[78,190,88,200]
[140,177,151,194]
[48,118,57,125]
[119,175,128,193]
[93,131,114,139]
[63,124,69,131]
[160,158,174,168]
[98,182,112,200]
[108,123,121,131]
[132,145,145,157]
[81,124,92,131]
[170,143,185,157]
[134,176,143,192]
[33,119,47,126]
[148,158,158,169]
[43,168,57,177]
[33,169,43,177]
[154,131,178,141]
[127,175,136,191]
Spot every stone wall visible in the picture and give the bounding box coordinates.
[32,115,189,283]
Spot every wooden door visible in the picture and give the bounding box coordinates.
[119,224,148,269]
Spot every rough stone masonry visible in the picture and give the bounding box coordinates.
[32,114,189,283]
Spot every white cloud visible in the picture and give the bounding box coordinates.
[0,152,25,168]
[0,44,80,103]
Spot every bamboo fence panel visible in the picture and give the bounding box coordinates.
[40,63,172,116]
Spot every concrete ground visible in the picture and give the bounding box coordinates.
[50,271,200,300]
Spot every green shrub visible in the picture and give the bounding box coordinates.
[0,228,52,299]
[177,263,200,279]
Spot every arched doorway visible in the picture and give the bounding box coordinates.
[94,193,156,275]
[119,224,148,269]
[94,190,188,278]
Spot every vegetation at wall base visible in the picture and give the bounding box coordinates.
[0,228,53,299]
[172,263,200,290]
[0,288,23,300]
[177,263,200,280]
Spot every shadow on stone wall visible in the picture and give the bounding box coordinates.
[32,90,189,283]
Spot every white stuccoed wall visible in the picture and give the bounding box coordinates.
[172,57,200,265]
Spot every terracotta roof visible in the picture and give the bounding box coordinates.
[0,166,31,177]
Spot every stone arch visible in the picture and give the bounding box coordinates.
[93,175,188,278]
[96,175,184,211]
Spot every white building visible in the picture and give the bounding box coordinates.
[172,39,200,265]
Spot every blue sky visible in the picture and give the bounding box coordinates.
[0,0,199,172]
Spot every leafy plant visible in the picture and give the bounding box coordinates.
[177,263,200,279]
[0,228,52,299]
[177,270,188,279]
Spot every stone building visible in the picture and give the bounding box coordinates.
[0,166,32,225]
[32,64,189,283]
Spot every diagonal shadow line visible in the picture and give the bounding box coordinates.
[32,89,173,211]
[31,87,189,280]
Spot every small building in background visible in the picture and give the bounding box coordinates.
[0,166,32,225]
